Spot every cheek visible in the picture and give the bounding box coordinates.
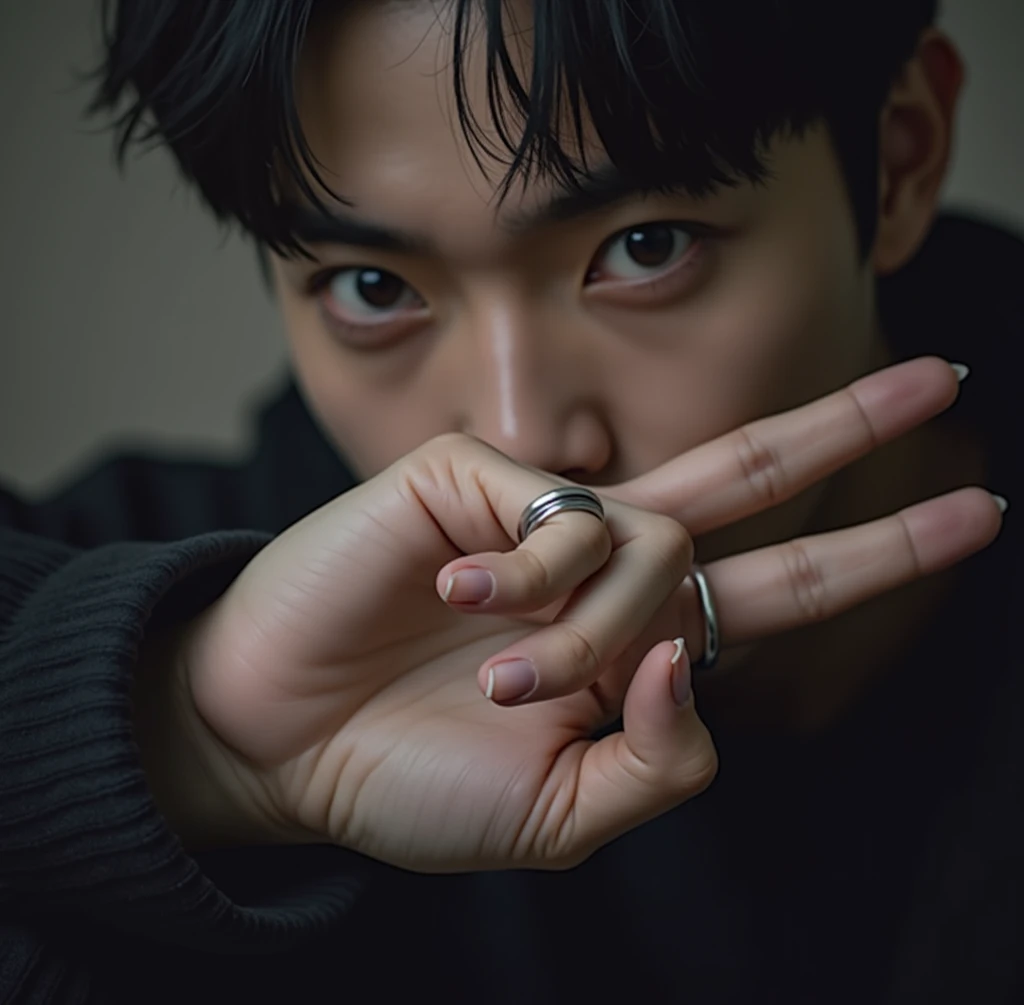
[701,225,872,404]
[609,237,872,470]
[721,266,853,389]
[279,296,443,478]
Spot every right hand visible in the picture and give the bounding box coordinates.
[154,356,1001,872]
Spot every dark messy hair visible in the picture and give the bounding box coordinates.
[91,0,939,258]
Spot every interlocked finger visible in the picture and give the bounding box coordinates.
[477,516,692,704]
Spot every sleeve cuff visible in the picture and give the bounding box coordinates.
[1,530,365,954]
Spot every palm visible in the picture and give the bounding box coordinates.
[323,642,597,868]
[190,473,662,869]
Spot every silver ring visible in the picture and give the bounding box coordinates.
[517,486,606,543]
[689,563,720,671]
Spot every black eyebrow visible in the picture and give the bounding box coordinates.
[285,165,676,254]
[287,206,432,255]
[503,164,660,233]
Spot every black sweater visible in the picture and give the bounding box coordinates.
[2,215,1022,1005]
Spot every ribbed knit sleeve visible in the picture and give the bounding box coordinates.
[0,528,365,1004]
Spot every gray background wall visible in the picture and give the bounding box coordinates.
[1,0,1022,495]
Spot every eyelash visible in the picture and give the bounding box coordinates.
[586,222,709,294]
[305,220,713,345]
[305,269,428,349]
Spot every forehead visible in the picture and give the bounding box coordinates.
[296,4,530,245]
[291,1,836,259]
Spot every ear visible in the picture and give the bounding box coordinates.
[872,30,965,276]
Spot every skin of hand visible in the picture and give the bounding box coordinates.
[132,356,1003,870]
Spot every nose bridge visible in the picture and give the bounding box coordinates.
[478,298,539,443]
[457,288,570,466]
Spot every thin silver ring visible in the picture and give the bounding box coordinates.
[517,486,606,543]
[689,563,720,671]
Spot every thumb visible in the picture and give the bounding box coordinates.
[552,639,718,864]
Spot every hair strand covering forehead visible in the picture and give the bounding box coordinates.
[91,0,939,257]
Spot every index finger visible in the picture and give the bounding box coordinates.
[605,356,965,537]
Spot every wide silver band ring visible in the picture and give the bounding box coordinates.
[689,563,720,671]
[517,486,606,543]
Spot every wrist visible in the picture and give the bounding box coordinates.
[132,616,302,851]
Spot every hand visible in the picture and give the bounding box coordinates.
[159,433,707,869]
[153,356,1001,872]
[607,355,1002,661]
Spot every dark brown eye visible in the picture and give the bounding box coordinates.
[623,224,677,268]
[322,267,423,320]
[592,223,695,281]
[354,269,406,308]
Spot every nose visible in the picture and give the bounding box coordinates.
[449,298,613,478]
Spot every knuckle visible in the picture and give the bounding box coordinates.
[649,517,693,583]
[415,432,506,483]
[517,547,554,596]
[419,430,477,458]
[409,432,479,492]
[558,621,603,686]
[895,512,926,579]
[736,425,788,508]
[842,386,882,452]
[682,744,720,795]
[577,513,613,566]
[780,540,831,622]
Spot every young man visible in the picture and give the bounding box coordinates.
[2,1,1021,1002]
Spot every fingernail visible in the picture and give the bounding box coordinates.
[991,493,1009,515]
[950,362,970,382]
[486,659,538,705]
[443,569,496,605]
[670,638,692,707]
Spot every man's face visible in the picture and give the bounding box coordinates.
[273,2,881,554]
